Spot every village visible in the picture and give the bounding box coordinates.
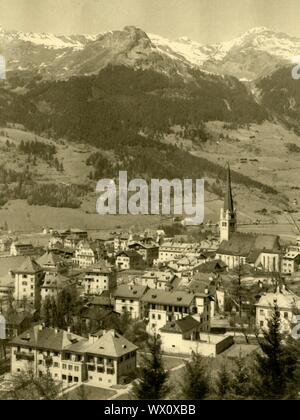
[0,164,300,399]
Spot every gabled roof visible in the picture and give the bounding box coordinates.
[217,233,281,258]
[37,252,61,267]
[195,260,227,273]
[256,290,300,310]
[116,250,142,259]
[10,325,85,351]
[90,290,113,306]
[13,257,42,274]
[160,315,201,334]
[85,260,114,274]
[84,330,138,357]
[141,289,195,307]
[113,284,148,299]
[41,274,71,290]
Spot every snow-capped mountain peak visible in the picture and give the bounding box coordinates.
[1,25,300,80]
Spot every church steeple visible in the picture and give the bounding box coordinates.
[220,163,237,242]
[224,163,234,213]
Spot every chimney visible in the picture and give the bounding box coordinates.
[67,326,71,333]
[205,287,209,295]
[54,327,59,334]
[38,324,43,331]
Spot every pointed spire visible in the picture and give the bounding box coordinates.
[224,162,234,213]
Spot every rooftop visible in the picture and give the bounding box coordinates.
[160,315,201,334]
[10,325,85,351]
[217,232,281,258]
[141,289,195,307]
[113,284,148,299]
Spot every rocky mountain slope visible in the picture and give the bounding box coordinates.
[1,25,300,81]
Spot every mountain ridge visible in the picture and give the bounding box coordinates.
[1,25,300,80]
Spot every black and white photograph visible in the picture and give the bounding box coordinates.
[0,0,300,403]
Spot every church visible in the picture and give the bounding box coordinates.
[215,164,281,272]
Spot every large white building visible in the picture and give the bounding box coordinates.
[255,286,300,334]
[141,289,211,335]
[83,262,117,296]
[113,284,148,319]
[12,258,44,308]
[10,326,138,388]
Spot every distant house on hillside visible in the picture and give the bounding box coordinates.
[10,242,35,257]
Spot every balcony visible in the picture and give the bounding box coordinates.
[16,352,34,361]
[45,356,53,366]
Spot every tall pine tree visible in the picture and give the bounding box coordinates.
[255,304,298,399]
[180,351,210,400]
[131,334,169,400]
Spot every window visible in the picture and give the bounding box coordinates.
[284,312,289,319]
[260,321,264,327]
[74,377,79,383]
[74,366,79,372]
[62,375,67,380]
[259,309,264,315]
[62,364,67,370]
[68,365,73,371]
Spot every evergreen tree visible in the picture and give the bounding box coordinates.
[181,351,210,400]
[231,353,252,399]
[131,334,169,400]
[216,362,232,399]
[255,304,298,399]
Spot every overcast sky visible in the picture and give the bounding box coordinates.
[1,0,300,43]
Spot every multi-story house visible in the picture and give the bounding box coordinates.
[41,273,75,302]
[141,289,211,334]
[113,232,131,254]
[113,284,148,319]
[12,257,44,308]
[255,285,300,334]
[37,251,65,275]
[84,262,117,296]
[137,270,176,290]
[281,249,300,274]
[10,326,137,388]
[10,242,35,257]
[115,250,145,271]
[73,242,102,269]
[157,242,200,264]
[0,237,13,253]
[83,330,137,387]
[128,242,159,266]
[10,325,88,385]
